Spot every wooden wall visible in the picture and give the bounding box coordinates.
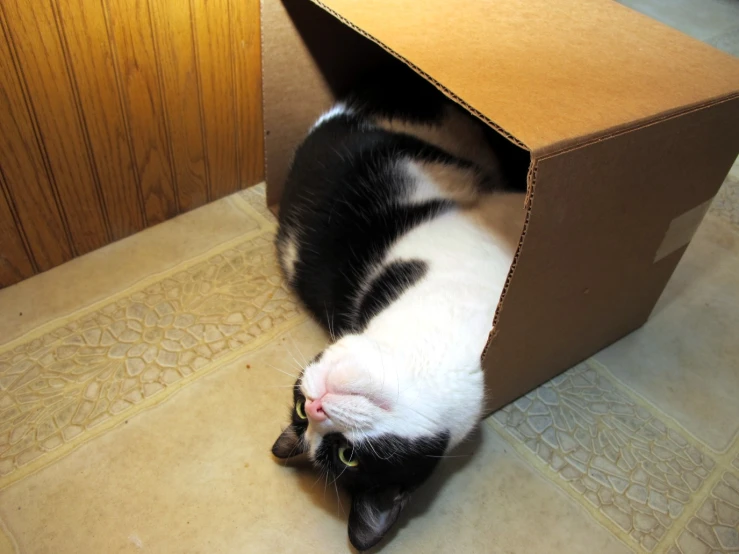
[0,0,263,288]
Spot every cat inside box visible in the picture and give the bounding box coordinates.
[271,66,530,551]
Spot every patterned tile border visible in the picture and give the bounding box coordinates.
[488,362,718,552]
[0,189,308,489]
[667,471,739,553]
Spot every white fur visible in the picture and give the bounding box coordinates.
[310,103,352,131]
[371,105,501,173]
[301,191,525,456]
[279,233,299,283]
[403,159,481,205]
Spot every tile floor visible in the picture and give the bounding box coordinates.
[1,3,738,553]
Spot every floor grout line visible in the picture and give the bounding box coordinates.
[589,358,739,460]
[728,430,739,463]
[653,458,728,553]
[0,514,18,554]
[0,226,271,354]
[485,416,638,553]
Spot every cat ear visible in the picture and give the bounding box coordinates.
[271,425,305,459]
[348,487,410,551]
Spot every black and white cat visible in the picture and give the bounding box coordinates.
[271,70,529,550]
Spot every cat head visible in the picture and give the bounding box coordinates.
[271,334,483,550]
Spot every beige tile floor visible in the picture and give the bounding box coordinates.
[1,8,739,554]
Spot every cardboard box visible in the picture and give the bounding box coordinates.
[261,0,739,414]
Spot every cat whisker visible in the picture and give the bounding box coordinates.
[396,401,440,429]
[287,333,309,368]
[267,363,299,380]
[287,352,304,374]
[372,340,390,399]
[311,467,327,489]
[355,424,394,462]
[334,479,344,517]
[329,459,351,487]
[324,303,337,342]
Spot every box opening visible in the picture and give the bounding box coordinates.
[263,0,533,205]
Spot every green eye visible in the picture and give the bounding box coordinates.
[338,445,359,467]
[295,399,307,420]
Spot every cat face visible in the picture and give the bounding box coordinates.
[271,334,481,550]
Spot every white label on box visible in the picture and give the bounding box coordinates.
[654,199,713,263]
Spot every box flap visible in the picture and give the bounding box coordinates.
[312,0,739,155]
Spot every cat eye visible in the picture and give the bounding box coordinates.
[338,445,359,467]
[295,399,307,420]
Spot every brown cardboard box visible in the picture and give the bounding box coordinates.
[261,0,739,414]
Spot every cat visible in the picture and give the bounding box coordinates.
[271,68,529,551]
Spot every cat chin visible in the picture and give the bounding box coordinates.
[300,336,394,407]
[301,338,484,453]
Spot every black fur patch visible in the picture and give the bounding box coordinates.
[332,431,450,550]
[277,114,458,336]
[314,431,450,495]
[344,65,448,123]
[355,260,428,331]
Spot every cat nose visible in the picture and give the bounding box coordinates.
[305,398,327,422]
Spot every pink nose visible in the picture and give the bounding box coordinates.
[305,398,327,422]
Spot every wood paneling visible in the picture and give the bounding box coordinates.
[0,0,263,289]
[192,0,240,199]
[232,0,264,189]
[55,0,146,240]
[0,10,73,271]
[2,0,111,255]
[0,171,34,284]
[150,0,209,211]
[104,0,178,224]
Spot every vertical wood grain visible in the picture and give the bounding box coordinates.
[0,0,264,288]
[149,0,209,211]
[191,0,240,199]
[0,10,73,271]
[55,0,146,240]
[231,0,264,187]
[0,171,35,287]
[1,0,111,256]
[104,0,178,225]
